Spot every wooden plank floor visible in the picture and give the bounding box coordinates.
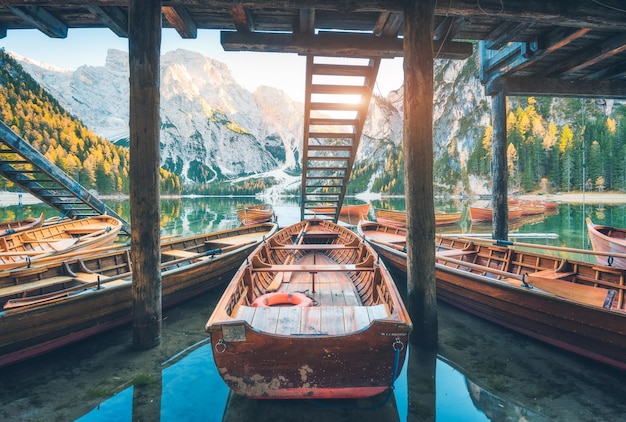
[234,251,389,335]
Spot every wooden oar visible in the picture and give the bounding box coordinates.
[448,236,626,260]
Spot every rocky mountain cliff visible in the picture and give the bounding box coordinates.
[14,48,490,194]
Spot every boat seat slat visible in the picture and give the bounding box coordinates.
[234,304,389,335]
[162,250,198,260]
[270,244,359,250]
[252,264,374,272]
[530,269,575,279]
[436,248,475,257]
[0,275,76,297]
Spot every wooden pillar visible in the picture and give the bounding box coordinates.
[403,0,437,347]
[491,90,508,240]
[129,0,162,349]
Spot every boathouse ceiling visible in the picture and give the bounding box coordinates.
[1,1,626,98]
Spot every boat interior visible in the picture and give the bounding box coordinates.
[224,220,400,336]
[434,239,626,312]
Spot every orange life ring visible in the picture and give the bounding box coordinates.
[252,292,313,308]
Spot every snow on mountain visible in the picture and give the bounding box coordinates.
[13,48,490,193]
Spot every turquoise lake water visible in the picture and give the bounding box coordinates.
[0,196,625,421]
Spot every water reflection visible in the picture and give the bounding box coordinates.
[71,339,551,422]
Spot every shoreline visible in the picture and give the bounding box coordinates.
[1,190,626,208]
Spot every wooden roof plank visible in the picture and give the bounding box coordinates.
[8,5,67,38]
[87,6,128,38]
[220,30,473,59]
[162,5,197,39]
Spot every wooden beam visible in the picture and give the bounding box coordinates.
[87,6,128,38]
[374,11,403,37]
[7,6,67,38]
[485,22,531,51]
[487,76,626,99]
[434,16,466,41]
[481,28,592,84]
[129,0,162,350]
[221,31,473,59]
[162,5,197,38]
[298,9,315,33]
[584,60,626,81]
[550,32,626,77]
[491,90,508,241]
[403,0,437,348]
[229,5,253,32]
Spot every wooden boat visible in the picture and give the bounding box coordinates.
[0,215,123,271]
[0,213,44,236]
[0,223,278,367]
[519,203,545,216]
[206,218,412,399]
[375,208,461,228]
[357,220,626,370]
[236,204,274,226]
[468,206,523,223]
[586,218,626,268]
[310,203,371,219]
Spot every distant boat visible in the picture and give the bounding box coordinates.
[0,215,123,271]
[586,218,626,268]
[236,204,274,226]
[469,206,523,223]
[0,222,279,367]
[374,208,461,227]
[310,203,371,219]
[357,219,626,371]
[206,218,412,399]
[0,212,44,236]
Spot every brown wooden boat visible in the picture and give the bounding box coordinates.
[375,208,461,228]
[468,206,523,223]
[586,218,626,269]
[310,203,371,219]
[0,215,123,271]
[206,218,412,399]
[357,220,626,371]
[0,213,44,236]
[0,223,278,367]
[236,204,274,226]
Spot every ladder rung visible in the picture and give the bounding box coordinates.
[309,118,359,126]
[309,102,360,111]
[312,63,373,77]
[308,132,355,139]
[305,175,345,180]
[306,166,348,171]
[307,145,352,151]
[307,156,349,161]
[311,84,368,95]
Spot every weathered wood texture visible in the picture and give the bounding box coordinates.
[403,0,437,348]
[491,90,508,241]
[129,0,163,350]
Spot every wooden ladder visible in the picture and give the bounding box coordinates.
[0,121,130,234]
[300,55,381,223]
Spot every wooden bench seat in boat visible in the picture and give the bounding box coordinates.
[0,275,76,297]
[252,264,374,272]
[529,269,575,279]
[234,304,389,336]
[269,244,359,250]
[161,249,199,260]
[436,248,475,257]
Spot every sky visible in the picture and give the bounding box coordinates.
[1,28,405,102]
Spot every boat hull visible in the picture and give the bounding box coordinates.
[207,219,411,399]
[0,223,278,367]
[358,220,626,371]
[435,265,626,370]
[209,319,408,399]
[586,218,626,268]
